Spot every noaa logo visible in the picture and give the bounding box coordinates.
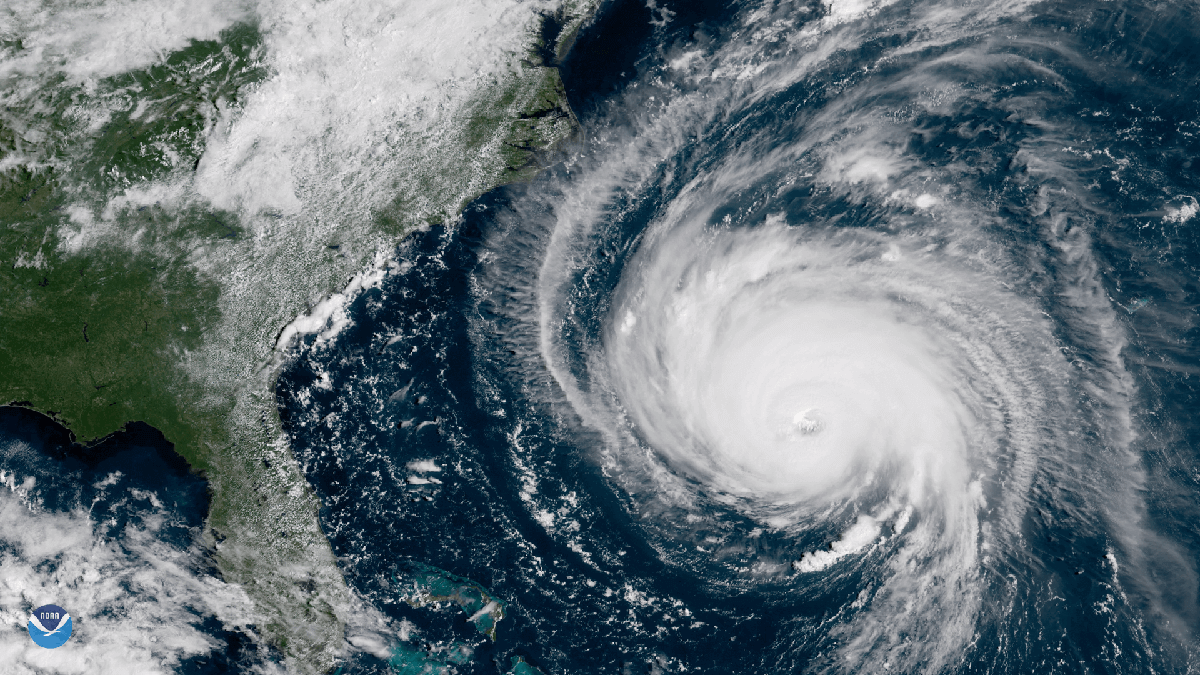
[28,604,72,649]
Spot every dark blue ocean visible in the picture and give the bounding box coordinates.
[276,1,1200,673]
[3,0,1199,673]
[0,409,273,672]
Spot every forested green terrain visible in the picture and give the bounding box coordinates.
[0,6,590,670]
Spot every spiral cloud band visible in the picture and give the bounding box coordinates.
[516,7,1104,658]
[609,222,981,507]
[548,203,1075,669]
[274,0,1200,672]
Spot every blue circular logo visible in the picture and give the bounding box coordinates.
[28,604,72,649]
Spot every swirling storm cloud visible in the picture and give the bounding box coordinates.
[278,0,1200,673]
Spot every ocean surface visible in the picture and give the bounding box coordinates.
[0,408,271,672]
[3,0,1200,672]
[277,0,1200,673]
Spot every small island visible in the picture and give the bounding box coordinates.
[405,564,507,641]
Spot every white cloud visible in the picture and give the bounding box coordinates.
[0,0,251,82]
[195,0,557,220]
[0,459,263,674]
[793,515,881,573]
[1162,196,1197,224]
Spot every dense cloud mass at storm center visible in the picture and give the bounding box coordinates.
[5,0,1200,672]
[461,0,1200,670]
[545,169,1086,664]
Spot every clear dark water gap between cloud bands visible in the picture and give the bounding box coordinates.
[279,0,1200,672]
[5,0,1200,673]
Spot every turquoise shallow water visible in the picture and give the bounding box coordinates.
[278,1,1200,673]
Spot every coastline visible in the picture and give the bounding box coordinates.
[0,2,599,671]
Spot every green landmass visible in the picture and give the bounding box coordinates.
[0,4,596,673]
[0,24,265,465]
[463,56,577,187]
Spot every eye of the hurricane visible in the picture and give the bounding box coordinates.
[790,408,824,435]
[604,224,978,505]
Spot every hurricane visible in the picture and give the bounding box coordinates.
[277,0,1200,672]
[541,218,1059,669]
